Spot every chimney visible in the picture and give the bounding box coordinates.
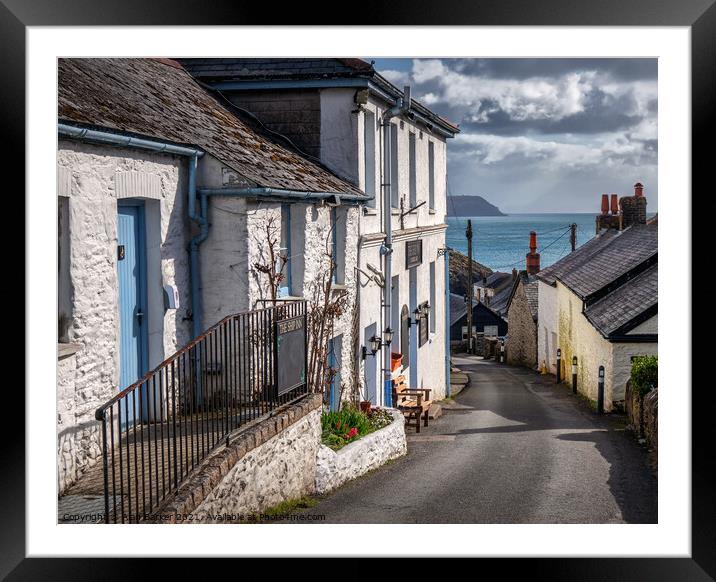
[600,194,609,215]
[526,231,541,275]
[610,194,619,215]
[620,182,648,228]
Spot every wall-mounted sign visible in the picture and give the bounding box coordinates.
[275,315,306,396]
[405,240,423,269]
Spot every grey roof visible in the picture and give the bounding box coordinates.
[178,58,375,81]
[449,293,468,326]
[177,58,460,136]
[584,264,658,337]
[58,58,365,197]
[538,224,657,299]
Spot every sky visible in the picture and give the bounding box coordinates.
[371,58,657,214]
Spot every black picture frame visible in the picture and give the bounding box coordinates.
[6,0,710,577]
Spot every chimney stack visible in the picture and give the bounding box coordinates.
[610,194,619,215]
[526,231,541,275]
[620,181,648,228]
[600,194,609,215]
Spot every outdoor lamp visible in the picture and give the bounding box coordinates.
[423,303,431,318]
[414,307,422,320]
[383,327,394,345]
[557,348,561,358]
[369,335,382,354]
[572,355,578,375]
[598,367,605,380]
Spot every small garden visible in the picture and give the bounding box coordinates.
[630,355,658,395]
[320,406,394,451]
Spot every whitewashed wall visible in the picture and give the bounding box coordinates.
[56,140,192,493]
[320,90,451,405]
[537,280,559,374]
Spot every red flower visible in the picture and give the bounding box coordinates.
[348,427,359,438]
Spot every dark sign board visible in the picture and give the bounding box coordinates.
[406,239,423,269]
[275,315,306,396]
[418,302,429,347]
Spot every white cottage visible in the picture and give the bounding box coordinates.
[179,58,460,406]
[56,58,367,493]
[536,187,657,410]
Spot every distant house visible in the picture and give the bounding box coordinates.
[449,293,507,344]
[505,272,539,368]
[473,271,514,316]
[504,231,542,368]
[537,184,657,410]
[56,58,367,493]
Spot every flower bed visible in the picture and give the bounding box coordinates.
[321,407,393,451]
[315,408,406,494]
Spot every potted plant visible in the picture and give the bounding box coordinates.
[359,400,372,414]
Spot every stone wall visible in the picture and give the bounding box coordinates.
[625,381,658,455]
[506,281,537,369]
[537,280,558,374]
[315,408,406,494]
[151,394,322,523]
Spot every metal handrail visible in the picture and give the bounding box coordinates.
[94,300,307,523]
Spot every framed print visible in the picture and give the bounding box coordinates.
[6,0,711,577]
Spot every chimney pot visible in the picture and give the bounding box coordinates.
[601,194,609,215]
[610,194,619,215]
[634,182,644,197]
[526,231,540,275]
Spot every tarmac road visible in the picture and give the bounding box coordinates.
[294,356,657,524]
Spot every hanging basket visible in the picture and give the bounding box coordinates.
[391,352,403,372]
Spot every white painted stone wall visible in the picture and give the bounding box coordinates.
[537,280,559,374]
[56,140,192,493]
[315,408,406,494]
[190,408,322,520]
[627,314,658,334]
[319,90,451,405]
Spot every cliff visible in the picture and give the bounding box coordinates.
[448,195,505,216]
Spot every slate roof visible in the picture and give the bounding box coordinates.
[449,292,468,326]
[505,272,539,321]
[178,58,374,81]
[58,58,365,197]
[584,264,658,337]
[537,224,657,299]
[177,57,459,135]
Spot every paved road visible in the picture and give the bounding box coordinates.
[295,357,657,523]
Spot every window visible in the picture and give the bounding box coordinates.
[331,208,346,285]
[278,204,291,296]
[429,261,436,333]
[428,141,435,210]
[363,110,376,207]
[390,123,399,208]
[408,131,417,207]
[58,196,72,342]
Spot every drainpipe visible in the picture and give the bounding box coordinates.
[445,247,451,397]
[380,87,412,407]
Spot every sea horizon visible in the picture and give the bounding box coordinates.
[446,212,656,272]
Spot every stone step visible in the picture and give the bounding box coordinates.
[428,403,442,420]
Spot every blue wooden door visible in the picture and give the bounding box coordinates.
[409,267,418,388]
[117,202,149,426]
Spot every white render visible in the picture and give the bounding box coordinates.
[537,280,559,374]
[57,140,361,492]
[537,280,658,410]
[318,91,451,404]
[315,408,407,494]
[56,140,193,493]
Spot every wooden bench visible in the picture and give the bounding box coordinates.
[391,374,431,433]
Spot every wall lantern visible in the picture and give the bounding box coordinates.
[369,335,383,354]
[423,303,431,318]
[383,327,394,345]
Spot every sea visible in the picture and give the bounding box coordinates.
[446,213,600,272]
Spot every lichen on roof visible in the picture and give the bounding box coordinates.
[58,58,365,197]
